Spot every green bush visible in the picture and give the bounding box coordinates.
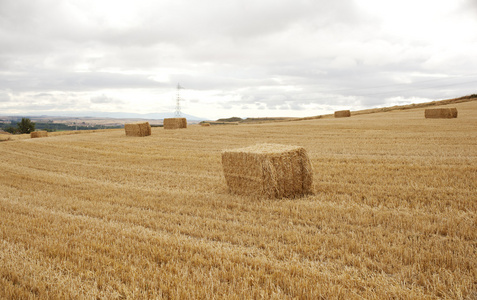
[17,118,35,134]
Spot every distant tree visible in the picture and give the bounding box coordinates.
[4,126,18,134]
[17,118,35,134]
[216,117,243,123]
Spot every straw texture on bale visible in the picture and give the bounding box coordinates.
[124,122,151,137]
[30,131,48,138]
[334,110,351,118]
[425,108,458,118]
[163,118,187,129]
[222,143,313,198]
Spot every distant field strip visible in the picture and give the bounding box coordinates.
[1,101,476,298]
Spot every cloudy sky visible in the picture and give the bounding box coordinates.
[1,0,476,119]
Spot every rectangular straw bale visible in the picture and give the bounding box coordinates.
[125,122,151,137]
[334,110,351,118]
[30,131,48,138]
[425,108,458,118]
[144,122,152,135]
[450,107,458,118]
[163,118,187,129]
[181,118,187,128]
[222,144,313,198]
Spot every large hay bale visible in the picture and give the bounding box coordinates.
[334,110,351,118]
[425,108,458,118]
[163,118,187,129]
[30,131,48,138]
[222,143,313,198]
[124,122,151,137]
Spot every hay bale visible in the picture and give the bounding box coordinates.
[425,108,458,118]
[334,110,351,118]
[124,122,151,137]
[163,118,187,129]
[222,143,313,198]
[450,107,458,118]
[201,122,211,127]
[146,123,152,135]
[30,131,48,138]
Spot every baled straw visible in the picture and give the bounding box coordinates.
[30,131,48,138]
[222,143,313,198]
[163,118,187,129]
[425,108,458,118]
[124,122,151,137]
[334,110,351,118]
[450,108,458,118]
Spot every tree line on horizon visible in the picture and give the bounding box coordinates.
[0,118,122,134]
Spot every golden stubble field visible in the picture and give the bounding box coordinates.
[0,101,476,299]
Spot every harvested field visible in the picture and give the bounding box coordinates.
[0,100,476,298]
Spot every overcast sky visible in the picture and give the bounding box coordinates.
[1,0,476,119]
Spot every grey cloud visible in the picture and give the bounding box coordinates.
[288,102,306,111]
[168,72,279,91]
[90,94,115,104]
[463,0,477,14]
[1,0,476,118]
[99,0,361,46]
[1,101,80,112]
[0,92,91,112]
[33,93,55,98]
[0,91,11,102]
[0,71,161,92]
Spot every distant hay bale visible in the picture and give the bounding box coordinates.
[451,108,458,118]
[124,122,151,137]
[201,122,211,127]
[334,110,351,118]
[222,143,313,198]
[30,131,48,138]
[146,123,152,135]
[425,108,458,119]
[163,118,187,129]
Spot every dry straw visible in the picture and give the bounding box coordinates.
[425,108,458,118]
[334,110,351,118]
[201,123,211,127]
[124,122,152,137]
[30,131,48,138]
[164,118,187,129]
[222,143,313,198]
